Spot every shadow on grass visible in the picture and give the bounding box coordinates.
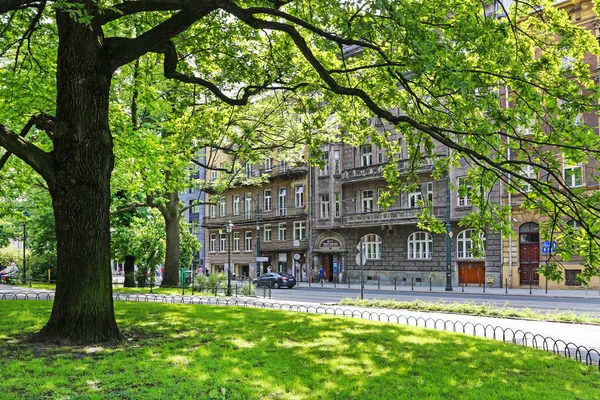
[0,301,599,400]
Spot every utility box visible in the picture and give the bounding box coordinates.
[179,268,191,288]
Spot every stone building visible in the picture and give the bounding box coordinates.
[310,120,503,287]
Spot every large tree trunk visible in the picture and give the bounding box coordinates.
[123,255,135,287]
[34,9,122,344]
[160,192,181,287]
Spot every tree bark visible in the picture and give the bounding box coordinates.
[33,8,122,345]
[160,192,181,287]
[123,255,135,287]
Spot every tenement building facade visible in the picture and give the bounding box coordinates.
[202,148,310,280]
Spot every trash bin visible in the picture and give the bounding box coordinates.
[179,268,190,288]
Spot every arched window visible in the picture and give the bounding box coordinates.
[362,234,382,260]
[519,222,539,244]
[407,232,433,259]
[457,229,486,259]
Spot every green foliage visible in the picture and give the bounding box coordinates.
[1,302,599,399]
[179,221,201,270]
[0,247,24,267]
[239,281,256,297]
[194,273,226,294]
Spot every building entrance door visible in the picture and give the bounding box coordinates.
[519,223,540,286]
[458,262,485,286]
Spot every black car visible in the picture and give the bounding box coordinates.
[253,272,296,289]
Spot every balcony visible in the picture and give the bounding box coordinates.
[341,157,436,184]
[251,162,309,181]
[203,207,308,228]
[341,206,446,227]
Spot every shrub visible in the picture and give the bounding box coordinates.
[240,282,256,297]
[195,273,226,294]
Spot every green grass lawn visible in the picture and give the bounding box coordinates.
[1,302,599,400]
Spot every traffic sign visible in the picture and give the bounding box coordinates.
[355,252,367,267]
[541,241,556,254]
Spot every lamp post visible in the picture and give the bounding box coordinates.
[360,235,364,299]
[445,173,453,291]
[226,220,233,296]
[22,210,29,284]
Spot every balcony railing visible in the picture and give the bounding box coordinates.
[203,207,308,228]
[341,157,436,183]
[341,206,445,226]
[249,162,309,180]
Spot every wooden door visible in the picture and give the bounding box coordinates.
[519,244,540,285]
[459,262,484,286]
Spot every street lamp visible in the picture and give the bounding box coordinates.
[22,210,29,284]
[226,220,233,296]
[445,173,453,291]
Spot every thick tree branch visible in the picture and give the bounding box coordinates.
[106,1,218,70]
[0,118,55,181]
[0,0,39,13]
[111,202,152,216]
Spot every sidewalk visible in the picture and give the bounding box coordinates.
[297,280,600,298]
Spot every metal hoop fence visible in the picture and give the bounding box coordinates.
[1,291,599,369]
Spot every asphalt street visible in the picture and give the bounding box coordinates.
[268,285,600,315]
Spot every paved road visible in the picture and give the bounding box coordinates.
[268,286,600,315]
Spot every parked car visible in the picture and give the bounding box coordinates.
[253,272,296,289]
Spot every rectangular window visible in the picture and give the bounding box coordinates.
[294,185,304,207]
[233,232,240,252]
[333,150,340,175]
[377,147,385,164]
[320,194,330,218]
[233,195,240,215]
[294,221,306,241]
[264,224,272,242]
[335,193,341,217]
[219,197,226,217]
[210,170,217,182]
[362,190,374,212]
[209,203,216,218]
[245,231,252,251]
[521,165,536,193]
[408,192,422,208]
[563,158,583,187]
[245,161,253,178]
[264,157,272,171]
[244,192,252,219]
[279,159,288,172]
[361,144,372,166]
[190,221,200,234]
[264,189,272,211]
[278,188,287,216]
[320,152,330,176]
[209,234,216,252]
[377,188,383,211]
[457,176,471,206]
[565,270,582,286]
[426,182,434,204]
[361,144,373,167]
[191,202,201,214]
[219,233,226,252]
[278,223,287,241]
